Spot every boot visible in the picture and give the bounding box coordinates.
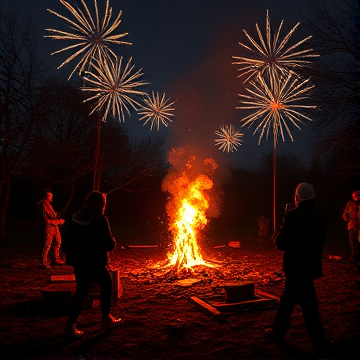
[55,249,66,264]
[101,314,123,330]
[64,324,83,341]
[55,258,66,265]
[265,328,287,348]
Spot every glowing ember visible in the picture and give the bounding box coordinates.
[162,148,218,270]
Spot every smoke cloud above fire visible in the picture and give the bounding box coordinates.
[161,21,245,218]
[166,25,243,168]
[162,147,222,219]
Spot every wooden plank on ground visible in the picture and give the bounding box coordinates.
[189,296,222,316]
[128,245,159,248]
[209,298,278,312]
[50,274,75,283]
[198,290,280,312]
[41,282,77,309]
[256,290,280,301]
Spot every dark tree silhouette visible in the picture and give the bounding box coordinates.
[99,122,166,196]
[0,11,47,237]
[305,0,360,180]
[23,80,166,216]
[23,80,95,216]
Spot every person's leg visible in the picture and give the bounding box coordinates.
[352,228,360,262]
[93,266,113,317]
[93,266,122,329]
[53,227,63,263]
[67,266,91,325]
[42,231,53,267]
[272,279,297,340]
[349,228,356,259]
[298,280,327,349]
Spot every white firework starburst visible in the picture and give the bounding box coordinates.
[81,55,147,122]
[45,0,131,80]
[232,10,318,84]
[237,72,316,144]
[138,92,175,131]
[215,124,243,153]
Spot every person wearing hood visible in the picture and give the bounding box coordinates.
[266,183,331,356]
[63,190,122,340]
[343,191,360,262]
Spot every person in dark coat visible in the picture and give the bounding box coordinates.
[267,183,331,355]
[63,190,122,340]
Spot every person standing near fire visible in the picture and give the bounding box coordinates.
[343,191,360,262]
[62,190,122,340]
[266,183,332,356]
[38,192,65,268]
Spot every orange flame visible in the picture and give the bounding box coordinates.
[163,148,218,270]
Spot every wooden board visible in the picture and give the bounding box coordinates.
[109,268,123,303]
[223,281,255,303]
[189,296,222,316]
[41,282,77,309]
[128,245,159,248]
[49,268,122,306]
[176,278,202,287]
[197,290,279,313]
[50,274,75,283]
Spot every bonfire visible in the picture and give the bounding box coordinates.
[161,148,219,270]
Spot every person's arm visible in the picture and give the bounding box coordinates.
[41,202,63,226]
[274,212,294,251]
[96,216,117,252]
[343,202,351,221]
[46,218,64,226]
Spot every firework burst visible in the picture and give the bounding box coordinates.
[138,91,175,131]
[237,73,316,143]
[45,0,131,80]
[215,124,243,153]
[232,10,318,84]
[81,55,147,122]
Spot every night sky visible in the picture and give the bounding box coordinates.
[1,0,329,171]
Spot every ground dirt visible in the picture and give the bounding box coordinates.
[1,228,360,360]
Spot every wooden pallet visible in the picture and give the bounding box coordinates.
[41,282,77,310]
[190,290,279,315]
[42,269,122,311]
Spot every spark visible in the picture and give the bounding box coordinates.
[138,91,175,131]
[81,55,147,122]
[232,10,318,84]
[215,124,243,153]
[45,0,131,80]
[237,72,316,144]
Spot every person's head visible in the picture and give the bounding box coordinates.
[352,191,360,203]
[85,190,106,214]
[45,192,53,202]
[294,183,315,206]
